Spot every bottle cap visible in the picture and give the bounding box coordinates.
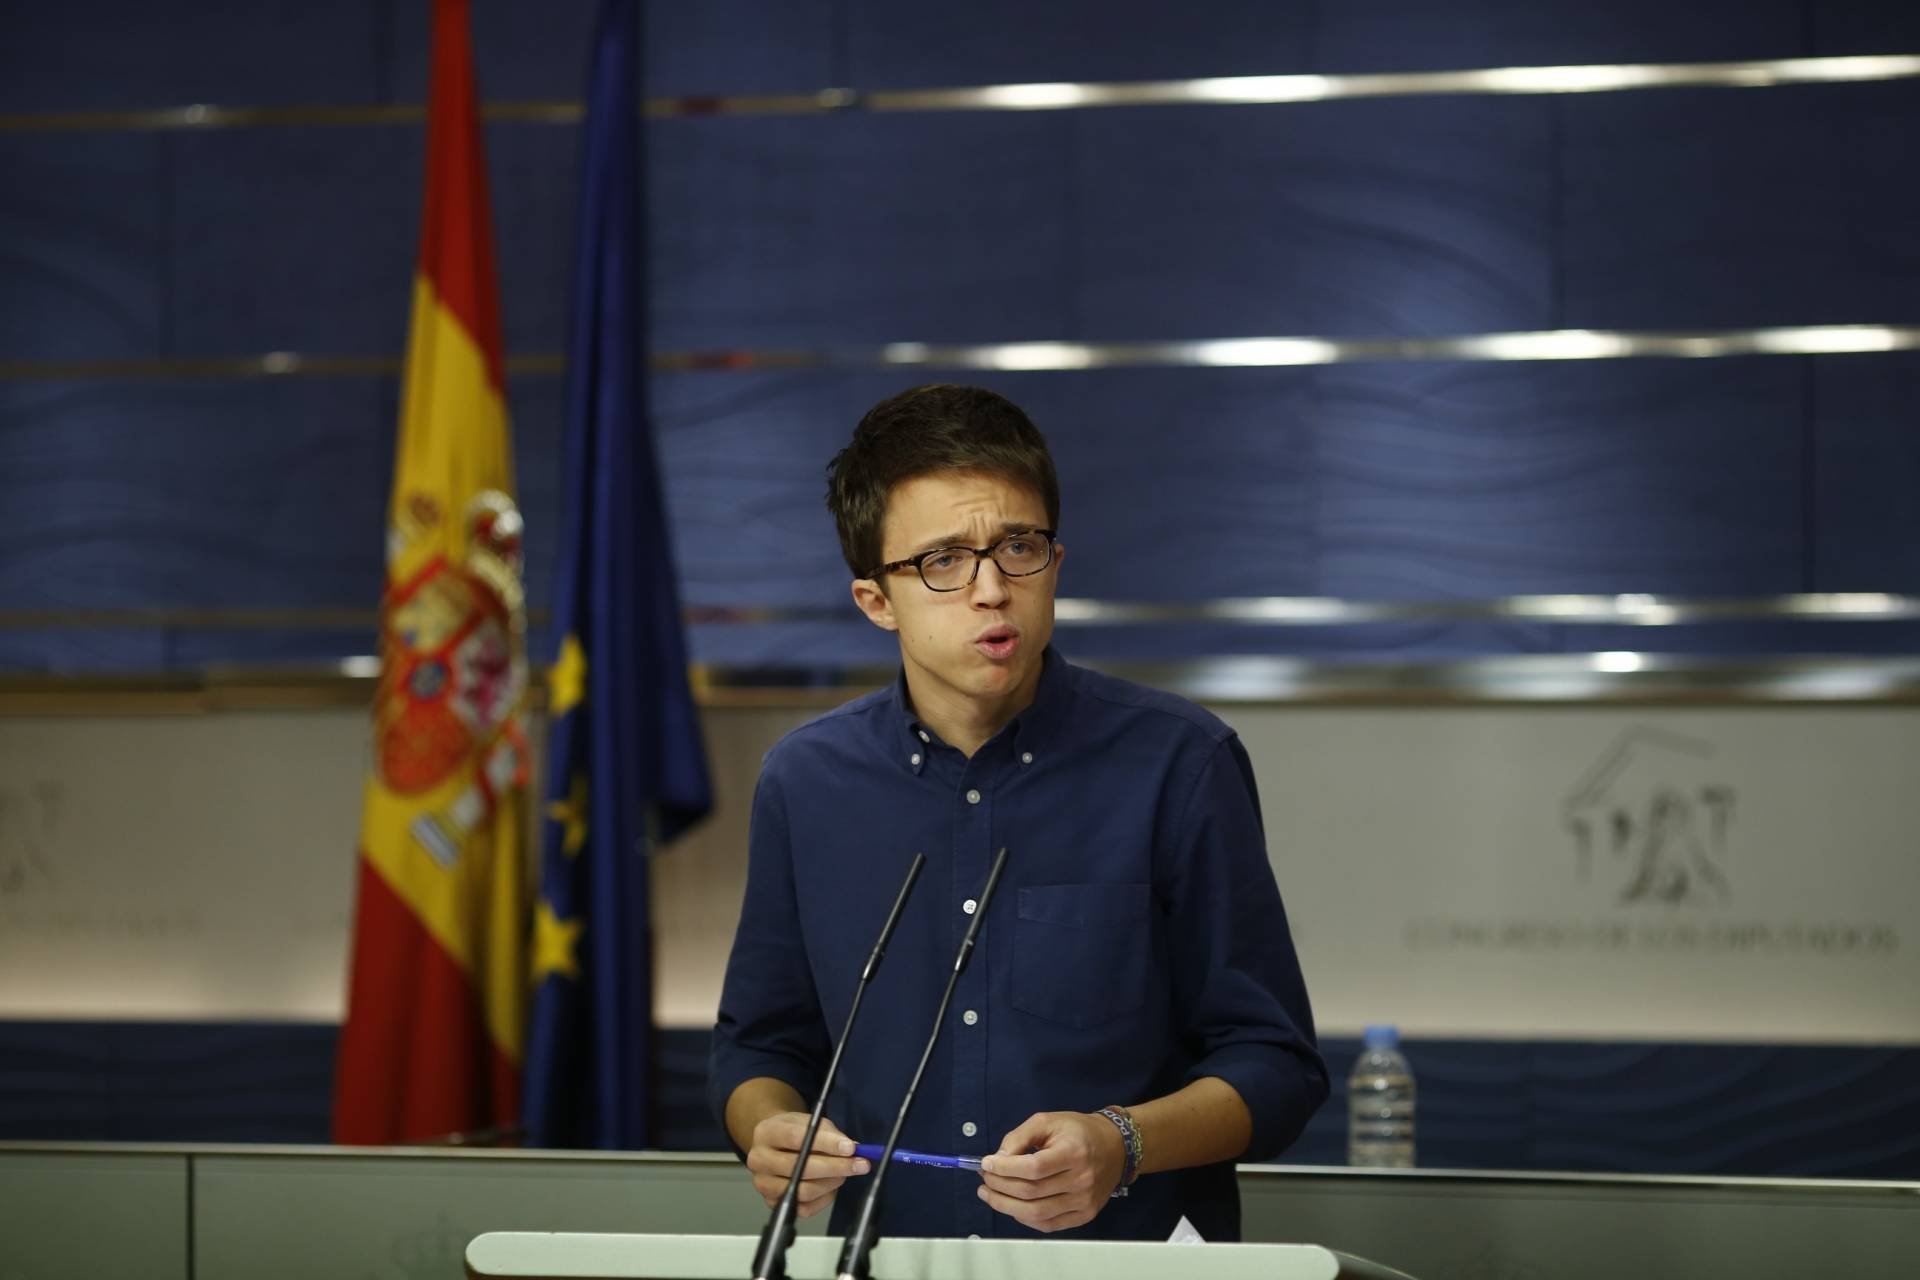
[1362,1024,1399,1050]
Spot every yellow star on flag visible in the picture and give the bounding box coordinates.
[531,899,583,982]
[547,634,588,717]
[545,772,589,858]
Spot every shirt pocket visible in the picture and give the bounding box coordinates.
[1009,882,1151,1029]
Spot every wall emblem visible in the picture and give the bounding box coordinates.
[1563,727,1737,906]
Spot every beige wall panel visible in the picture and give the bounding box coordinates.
[3,701,1916,1044]
[0,712,366,1019]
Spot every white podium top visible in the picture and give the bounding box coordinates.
[466,1232,1417,1280]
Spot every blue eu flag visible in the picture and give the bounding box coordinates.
[523,0,713,1149]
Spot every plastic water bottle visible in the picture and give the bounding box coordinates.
[1347,1024,1416,1168]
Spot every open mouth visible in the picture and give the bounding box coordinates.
[975,626,1020,660]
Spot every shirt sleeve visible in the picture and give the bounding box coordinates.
[707,758,833,1150]
[1161,733,1329,1161]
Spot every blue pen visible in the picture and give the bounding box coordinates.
[854,1142,983,1171]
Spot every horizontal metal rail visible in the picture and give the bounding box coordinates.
[6,654,1920,712]
[2,593,1917,632]
[4,324,1918,382]
[2,54,1916,132]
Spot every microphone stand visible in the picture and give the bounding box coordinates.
[749,852,926,1280]
[836,846,1010,1280]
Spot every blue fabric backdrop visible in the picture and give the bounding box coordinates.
[4,1,1920,669]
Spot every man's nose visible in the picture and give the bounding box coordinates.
[969,556,1010,605]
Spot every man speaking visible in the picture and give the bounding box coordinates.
[709,384,1326,1241]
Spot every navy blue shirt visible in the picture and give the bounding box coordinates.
[709,647,1326,1241]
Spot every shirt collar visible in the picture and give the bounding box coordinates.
[1009,644,1070,762]
[890,670,934,774]
[889,645,1072,775]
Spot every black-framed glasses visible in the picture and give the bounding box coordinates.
[869,529,1057,592]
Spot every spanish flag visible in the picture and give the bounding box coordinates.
[332,0,529,1145]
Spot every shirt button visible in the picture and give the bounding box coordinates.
[910,753,921,766]
[967,1234,981,1241]
[918,730,931,743]
[963,898,977,915]
[963,1009,978,1026]
[966,789,981,805]
[1021,752,1033,764]
[962,1121,978,1138]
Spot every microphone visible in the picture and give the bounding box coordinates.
[835,846,1010,1280]
[749,851,926,1280]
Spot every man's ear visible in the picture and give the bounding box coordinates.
[850,577,899,632]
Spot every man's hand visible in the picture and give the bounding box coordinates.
[976,1111,1127,1233]
[745,1112,870,1218]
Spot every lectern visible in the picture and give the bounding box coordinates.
[466,1232,1419,1280]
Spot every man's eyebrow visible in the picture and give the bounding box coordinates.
[907,522,1041,556]
[907,530,970,556]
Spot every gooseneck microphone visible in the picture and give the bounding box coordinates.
[835,846,1010,1280]
[750,852,926,1280]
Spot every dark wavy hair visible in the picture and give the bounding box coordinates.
[826,384,1061,579]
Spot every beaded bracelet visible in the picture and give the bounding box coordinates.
[1097,1105,1143,1198]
